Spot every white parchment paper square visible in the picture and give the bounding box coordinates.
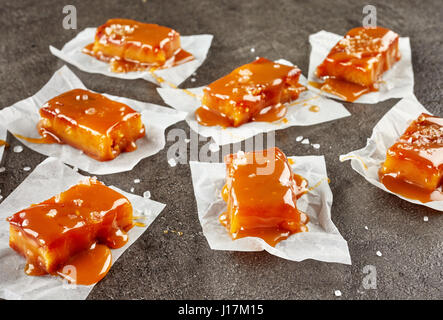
[0,157,165,300]
[340,95,443,211]
[49,28,213,87]
[158,59,350,145]
[0,65,186,175]
[308,30,414,104]
[190,156,351,264]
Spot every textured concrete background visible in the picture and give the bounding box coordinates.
[0,0,442,299]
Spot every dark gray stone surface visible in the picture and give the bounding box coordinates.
[0,0,442,300]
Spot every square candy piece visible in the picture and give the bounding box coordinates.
[316,27,401,87]
[6,178,134,275]
[220,147,309,246]
[90,18,182,71]
[198,57,305,127]
[379,113,443,202]
[38,88,145,161]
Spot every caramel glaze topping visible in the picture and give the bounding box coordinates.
[379,113,443,202]
[83,18,194,72]
[39,89,142,138]
[0,139,9,148]
[220,147,309,246]
[196,57,306,127]
[314,26,401,102]
[28,88,146,161]
[7,178,134,285]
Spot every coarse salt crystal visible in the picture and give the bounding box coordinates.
[334,290,342,297]
[143,191,151,199]
[134,179,140,184]
[376,251,382,257]
[312,143,320,149]
[301,138,310,144]
[168,158,177,167]
[23,166,31,171]
[130,187,135,193]
[13,145,23,153]
[423,216,428,222]
[296,136,303,142]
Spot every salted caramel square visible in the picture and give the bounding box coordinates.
[220,147,309,246]
[7,178,133,275]
[200,58,305,127]
[379,113,443,197]
[92,18,181,69]
[38,88,145,161]
[316,27,401,87]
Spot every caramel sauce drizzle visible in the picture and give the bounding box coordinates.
[0,139,9,148]
[309,79,376,102]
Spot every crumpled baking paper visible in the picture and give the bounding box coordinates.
[340,95,443,211]
[189,155,351,264]
[157,59,351,145]
[0,125,6,162]
[308,30,414,104]
[0,157,165,300]
[0,65,186,175]
[49,27,213,87]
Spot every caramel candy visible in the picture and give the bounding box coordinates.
[314,27,401,102]
[379,113,443,202]
[86,18,193,72]
[196,57,305,127]
[220,147,309,246]
[7,178,133,277]
[316,27,401,87]
[38,88,145,161]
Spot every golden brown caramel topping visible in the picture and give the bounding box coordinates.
[7,178,133,284]
[197,57,305,127]
[315,26,401,101]
[332,27,399,59]
[221,147,309,246]
[37,88,145,161]
[41,89,139,137]
[84,18,194,72]
[379,113,443,202]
